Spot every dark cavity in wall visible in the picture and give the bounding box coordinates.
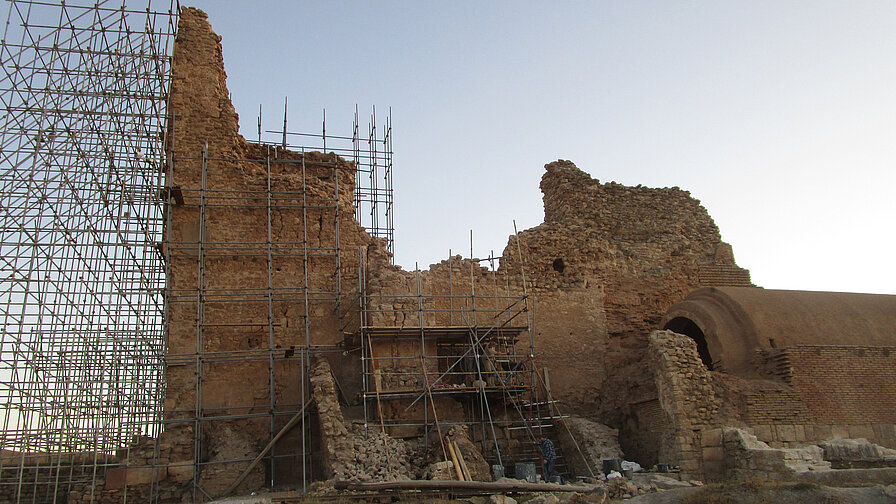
[552,258,565,273]
[664,317,713,370]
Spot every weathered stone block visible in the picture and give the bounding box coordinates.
[105,467,127,490]
[701,428,722,448]
[679,459,700,472]
[126,466,164,486]
[873,424,896,439]
[752,425,773,442]
[832,425,850,439]
[848,424,874,440]
[776,424,796,442]
[702,460,724,481]
[815,424,833,440]
[167,461,195,481]
[702,446,724,462]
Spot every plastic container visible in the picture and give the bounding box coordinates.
[602,458,621,475]
[515,462,537,482]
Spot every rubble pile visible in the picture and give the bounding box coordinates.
[343,424,425,481]
[605,478,653,500]
[557,417,623,477]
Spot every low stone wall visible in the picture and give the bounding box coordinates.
[647,330,896,481]
[721,428,829,481]
[751,423,896,450]
[647,330,723,479]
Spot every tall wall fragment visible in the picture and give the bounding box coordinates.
[500,160,751,421]
[164,7,384,498]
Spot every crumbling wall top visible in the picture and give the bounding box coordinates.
[540,160,721,248]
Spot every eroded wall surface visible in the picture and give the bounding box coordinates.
[163,6,384,497]
[499,161,751,423]
[155,5,753,496]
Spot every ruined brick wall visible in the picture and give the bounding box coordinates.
[130,6,756,495]
[499,160,751,424]
[156,6,384,499]
[783,345,896,426]
[649,331,896,480]
[742,388,808,425]
[362,257,539,438]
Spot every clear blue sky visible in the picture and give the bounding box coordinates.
[191,0,896,294]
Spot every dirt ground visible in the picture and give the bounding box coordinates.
[216,480,896,504]
[625,481,896,504]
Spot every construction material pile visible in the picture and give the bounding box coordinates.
[343,425,425,482]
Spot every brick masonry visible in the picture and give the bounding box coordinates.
[649,330,896,481]
[785,345,896,425]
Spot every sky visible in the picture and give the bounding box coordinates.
[188,0,896,295]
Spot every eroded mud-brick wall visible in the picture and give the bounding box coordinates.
[164,7,383,496]
[781,346,896,426]
[361,255,536,438]
[164,6,754,491]
[499,160,751,424]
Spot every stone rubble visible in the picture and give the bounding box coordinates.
[343,424,425,482]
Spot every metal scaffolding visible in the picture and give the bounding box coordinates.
[259,103,394,258]
[356,238,570,477]
[0,0,395,501]
[0,0,177,501]
[0,0,406,500]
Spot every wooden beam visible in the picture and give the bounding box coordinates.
[333,479,594,493]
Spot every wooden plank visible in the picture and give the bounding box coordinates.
[333,479,593,493]
[453,440,472,481]
[447,441,465,481]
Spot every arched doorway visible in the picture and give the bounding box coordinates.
[663,317,714,370]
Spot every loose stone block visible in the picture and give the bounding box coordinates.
[701,428,722,448]
[167,461,195,481]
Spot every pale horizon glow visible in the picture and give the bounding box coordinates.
[191,0,896,295]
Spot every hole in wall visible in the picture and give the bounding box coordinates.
[664,316,714,370]
[552,258,565,273]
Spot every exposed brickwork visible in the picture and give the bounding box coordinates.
[650,331,896,481]
[785,345,896,425]
[743,388,808,424]
[623,399,668,464]
[500,161,751,426]
[698,265,753,287]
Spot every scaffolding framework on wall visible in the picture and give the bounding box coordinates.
[0,0,397,500]
[356,243,571,476]
[0,0,177,502]
[164,145,345,500]
[259,104,394,258]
